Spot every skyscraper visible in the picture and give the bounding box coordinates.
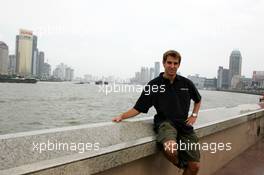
[42,63,51,79]
[149,67,155,80]
[154,61,160,77]
[0,41,9,75]
[229,50,242,87]
[140,67,149,84]
[65,67,74,81]
[8,54,16,75]
[38,51,45,77]
[53,63,67,80]
[32,35,38,76]
[217,66,229,89]
[16,29,34,76]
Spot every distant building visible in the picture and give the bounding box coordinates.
[253,71,264,81]
[53,63,66,80]
[42,63,51,79]
[252,71,264,89]
[204,78,217,89]
[188,74,206,89]
[236,77,252,90]
[133,71,140,83]
[38,51,45,77]
[31,35,38,76]
[131,61,160,84]
[16,29,34,76]
[8,54,16,75]
[53,63,74,81]
[0,41,9,75]
[140,67,149,84]
[217,66,229,89]
[154,61,160,78]
[149,67,155,80]
[230,75,241,89]
[65,67,74,81]
[229,50,242,87]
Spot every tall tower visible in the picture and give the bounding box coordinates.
[8,54,16,75]
[31,35,38,76]
[154,61,160,78]
[38,51,45,77]
[229,50,242,87]
[217,66,229,89]
[0,41,9,75]
[0,41,8,75]
[16,29,33,76]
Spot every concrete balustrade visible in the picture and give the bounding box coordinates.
[0,104,264,175]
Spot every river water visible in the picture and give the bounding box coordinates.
[0,82,260,135]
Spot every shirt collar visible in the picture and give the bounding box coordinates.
[159,72,180,84]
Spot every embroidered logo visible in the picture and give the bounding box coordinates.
[180,88,189,91]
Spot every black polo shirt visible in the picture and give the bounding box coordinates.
[134,72,201,134]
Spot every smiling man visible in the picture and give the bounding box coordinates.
[112,50,202,175]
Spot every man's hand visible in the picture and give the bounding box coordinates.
[112,108,140,123]
[185,115,197,125]
[112,115,123,123]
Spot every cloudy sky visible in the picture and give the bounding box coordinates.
[0,0,263,79]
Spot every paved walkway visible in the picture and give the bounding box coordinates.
[213,137,264,175]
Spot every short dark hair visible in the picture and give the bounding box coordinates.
[163,50,181,64]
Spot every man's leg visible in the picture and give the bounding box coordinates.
[162,139,178,165]
[156,121,179,165]
[183,161,200,175]
[178,131,201,175]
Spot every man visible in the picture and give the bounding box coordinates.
[112,50,202,175]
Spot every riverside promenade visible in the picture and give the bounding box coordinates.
[0,103,264,175]
[213,137,264,175]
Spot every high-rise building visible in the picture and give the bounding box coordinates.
[217,66,229,89]
[149,67,155,80]
[252,71,264,81]
[230,75,241,89]
[32,35,38,76]
[65,67,74,81]
[38,51,45,77]
[42,63,51,79]
[8,54,16,75]
[154,61,160,78]
[53,63,67,80]
[140,67,149,84]
[53,63,74,81]
[0,41,9,75]
[134,72,140,83]
[229,50,242,87]
[16,29,34,76]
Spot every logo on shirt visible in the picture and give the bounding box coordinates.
[180,88,189,91]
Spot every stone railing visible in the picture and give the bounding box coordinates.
[0,103,264,175]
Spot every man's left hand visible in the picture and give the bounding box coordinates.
[185,115,197,125]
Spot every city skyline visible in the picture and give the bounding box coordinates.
[1,0,264,79]
[0,34,262,81]
[0,30,75,81]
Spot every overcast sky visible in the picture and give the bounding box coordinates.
[0,0,263,79]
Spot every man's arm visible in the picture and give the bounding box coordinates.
[192,100,201,115]
[112,108,140,122]
[186,100,201,125]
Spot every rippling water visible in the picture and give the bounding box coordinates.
[0,82,259,135]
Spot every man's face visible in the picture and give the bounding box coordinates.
[163,56,180,77]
